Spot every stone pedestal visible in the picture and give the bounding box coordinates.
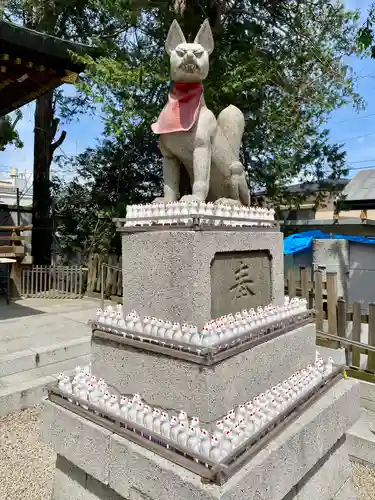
[42,378,359,500]
[43,222,359,500]
[120,228,283,327]
[91,323,316,421]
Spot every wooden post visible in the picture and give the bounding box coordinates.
[314,268,324,332]
[111,256,120,296]
[117,263,123,297]
[300,267,310,303]
[100,263,105,310]
[352,302,362,368]
[287,269,297,298]
[9,261,23,299]
[337,298,346,339]
[91,255,99,293]
[87,255,94,293]
[105,257,114,296]
[326,272,338,336]
[336,297,348,363]
[367,303,375,372]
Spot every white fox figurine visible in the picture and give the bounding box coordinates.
[152,19,250,206]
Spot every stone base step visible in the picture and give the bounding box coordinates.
[0,337,90,377]
[347,408,375,467]
[0,354,90,416]
[42,378,359,500]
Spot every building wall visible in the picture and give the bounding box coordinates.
[348,243,375,311]
[284,239,375,311]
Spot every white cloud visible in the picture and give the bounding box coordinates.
[357,137,365,143]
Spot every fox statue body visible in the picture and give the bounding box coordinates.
[152,19,250,206]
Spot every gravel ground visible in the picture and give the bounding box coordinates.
[352,462,375,500]
[0,406,56,500]
[1,405,375,500]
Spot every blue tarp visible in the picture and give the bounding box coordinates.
[284,230,375,255]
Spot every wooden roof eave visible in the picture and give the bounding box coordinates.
[0,20,100,72]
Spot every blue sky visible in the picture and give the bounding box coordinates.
[1,0,375,182]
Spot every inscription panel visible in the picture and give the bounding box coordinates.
[210,250,272,319]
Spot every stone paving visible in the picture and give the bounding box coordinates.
[0,297,100,355]
[0,297,106,415]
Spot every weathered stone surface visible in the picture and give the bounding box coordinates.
[330,478,356,500]
[51,456,123,500]
[108,379,359,500]
[121,229,283,328]
[92,323,315,421]
[41,400,111,484]
[294,437,352,500]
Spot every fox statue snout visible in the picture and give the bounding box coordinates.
[151,19,251,207]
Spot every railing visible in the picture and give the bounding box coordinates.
[285,266,375,383]
[21,265,87,299]
[285,266,344,337]
[99,261,123,309]
[0,224,31,258]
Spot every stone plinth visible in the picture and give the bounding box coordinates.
[51,456,123,500]
[120,228,283,327]
[42,378,359,500]
[91,323,315,421]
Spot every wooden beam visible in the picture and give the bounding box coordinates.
[0,225,32,231]
[0,235,29,241]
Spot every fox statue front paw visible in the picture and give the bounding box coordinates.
[214,198,242,206]
[180,194,205,203]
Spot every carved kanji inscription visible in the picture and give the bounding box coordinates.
[211,251,272,318]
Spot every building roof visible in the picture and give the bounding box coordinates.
[0,20,99,116]
[254,178,349,197]
[341,169,375,209]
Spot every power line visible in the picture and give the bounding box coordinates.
[330,112,375,126]
[347,165,375,171]
[335,130,375,142]
[348,158,375,165]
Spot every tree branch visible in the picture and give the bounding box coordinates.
[11,115,21,129]
[51,130,67,153]
[51,117,59,139]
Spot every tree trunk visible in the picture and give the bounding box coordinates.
[174,0,222,39]
[32,92,54,265]
[31,91,66,265]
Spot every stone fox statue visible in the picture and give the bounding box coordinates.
[151,19,251,206]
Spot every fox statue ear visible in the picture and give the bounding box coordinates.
[165,19,186,55]
[194,19,214,55]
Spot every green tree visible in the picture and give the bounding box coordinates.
[2,0,117,264]
[53,135,163,258]
[357,2,375,55]
[0,110,23,152]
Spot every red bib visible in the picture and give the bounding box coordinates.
[151,82,203,135]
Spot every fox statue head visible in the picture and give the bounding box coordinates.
[165,19,214,83]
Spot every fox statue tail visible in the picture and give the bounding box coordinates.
[217,105,251,206]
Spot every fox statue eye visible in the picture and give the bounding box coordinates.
[176,48,185,57]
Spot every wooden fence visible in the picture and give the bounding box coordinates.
[21,265,86,298]
[285,266,375,382]
[86,254,123,299]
